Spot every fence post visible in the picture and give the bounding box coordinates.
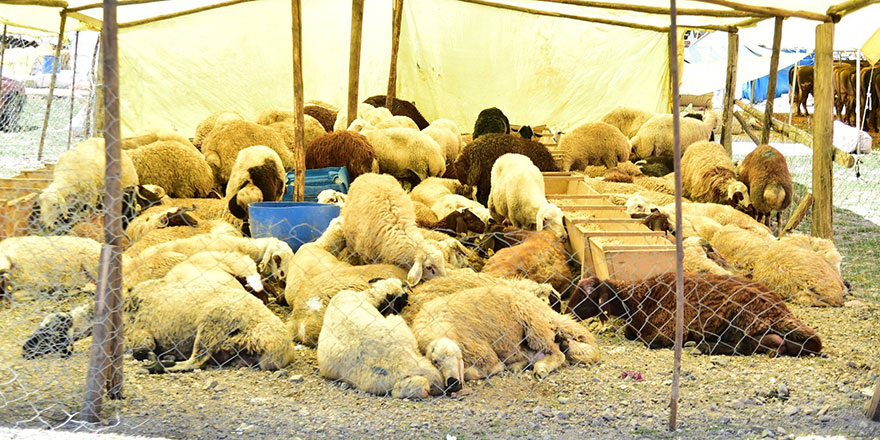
[38,11,68,161]
[290,0,305,202]
[0,25,7,101]
[67,30,80,150]
[720,30,738,156]
[85,35,100,137]
[385,0,404,109]
[761,16,783,144]
[347,0,365,128]
[812,22,834,239]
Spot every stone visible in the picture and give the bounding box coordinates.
[289,374,305,383]
[203,379,218,391]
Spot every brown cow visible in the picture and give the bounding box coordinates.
[789,65,813,117]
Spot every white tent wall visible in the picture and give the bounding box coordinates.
[397,0,671,132]
[117,0,395,136]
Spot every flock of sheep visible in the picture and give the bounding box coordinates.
[0,94,850,400]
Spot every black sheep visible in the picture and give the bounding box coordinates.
[473,107,510,140]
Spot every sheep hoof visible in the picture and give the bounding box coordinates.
[534,366,550,380]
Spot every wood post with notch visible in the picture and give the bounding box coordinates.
[812,22,834,240]
[761,16,783,144]
[720,30,738,156]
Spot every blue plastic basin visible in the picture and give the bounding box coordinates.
[248,202,340,252]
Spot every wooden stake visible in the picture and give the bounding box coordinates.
[93,36,104,135]
[456,0,669,33]
[385,0,404,109]
[85,35,99,137]
[761,16,783,144]
[736,99,855,168]
[868,376,880,422]
[0,25,7,101]
[779,192,812,237]
[720,30,738,156]
[812,22,834,240]
[67,30,79,150]
[667,0,685,432]
[83,0,124,421]
[38,12,67,161]
[291,0,305,202]
[347,0,365,127]
[733,111,760,145]
[692,0,832,22]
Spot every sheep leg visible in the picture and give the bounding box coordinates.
[775,211,782,233]
[459,339,503,380]
[758,333,787,357]
[164,324,214,372]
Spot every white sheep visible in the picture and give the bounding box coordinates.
[430,194,490,224]
[333,103,379,131]
[39,138,140,231]
[317,189,348,208]
[121,130,196,151]
[422,119,462,163]
[409,178,474,207]
[362,128,446,182]
[630,113,715,160]
[599,106,656,138]
[0,236,102,297]
[192,110,243,150]
[487,153,565,237]
[376,115,418,130]
[124,206,200,243]
[225,145,286,221]
[318,278,445,399]
[557,122,631,170]
[342,173,446,284]
[681,141,751,210]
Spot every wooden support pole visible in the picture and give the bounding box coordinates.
[291,0,305,202]
[85,35,99,137]
[67,30,79,150]
[456,0,669,33]
[118,0,255,28]
[0,25,7,100]
[68,0,173,13]
[347,0,365,127]
[536,0,767,18]
[720,30,738,156]
[38,12,67,161]
[733,111,760,145]
[826,0,880,19]
[385,0,404,109]
[668,0,684,432]
[692,0,833,22]
[0,0,68,6]
[736,99,855,168]
[761,16,784,144]
[82,0,124,422]
[780,193,813,237]
[868,376,880,421]
[812,22,834,240]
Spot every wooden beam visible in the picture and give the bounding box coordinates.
[826,0,880,19]
[812,22,834,240]
[67,30,78,150]
[780,193,812,237]
[456,0,669,33]
[761,16,784,144]
[291,0,305,202]
[386,0,403,109]
[0,25,6,103]
[0,0,68,7]
[692,0,832,22]
[92,34,103,135]
[67,0,172,13]
[66,10,102,29]
[536,0,766,17]
[37,11,67,161]
[736,99,855,168]
[85,34,99,137]
[118,0,254,28]
[732,111,760,145]
[720,30,738,155]
[347,0,365,127]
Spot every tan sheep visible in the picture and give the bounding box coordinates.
[201,119,294,187]
[682,237,732,275]
[409,177,475,207]
[630,114,714,160]
[123,220,242,258]
[599,106,655,138]
[127,140,215,198]
[254,109,326,148]
[192,110,243,150]
[225,145,286,222]
[682,141,751,210]
[0,236,102,297]
[122,130,195,151]
[558,122,631,170]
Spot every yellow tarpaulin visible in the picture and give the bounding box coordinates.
[863,28,880,65]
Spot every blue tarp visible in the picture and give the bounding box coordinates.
[741,53,814,102]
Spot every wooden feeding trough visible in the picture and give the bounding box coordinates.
[544,172,676,282]
[0,164,54,239]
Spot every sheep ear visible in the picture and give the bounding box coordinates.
[406,261,423,285]
[227,194,247,220]
[535,209,545,232]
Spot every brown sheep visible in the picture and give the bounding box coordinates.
[567,273,822,356]
[363,95,430,130]
[737,144,792,229]
[481,229,574,294]
[306,131,379,179]
[305,105,338,132]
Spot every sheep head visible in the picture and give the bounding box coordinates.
[407,244,447,285]
[724,181,752,211]
[38,188,68,231]
[536,203,565,238]
[567,276,625,322]
[256,238,294,284]
[425,337,464,394]
[625,194,656,218]
[316,189,347,207]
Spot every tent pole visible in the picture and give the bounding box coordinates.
[456,0,669,32]
[691,0,832,22]
[812,22,834,240]
[855,50,860,132]
[291,0,305,202]
[0,25,7,108]
[38,11,68,161]
[721,30,738,156]
[385,0,403,109]
[788,55,797,126]
[534,0,766,18]
[85,35,100,137]
[67,30,79,150]
[761,16,783,144]
[347,0,365,127]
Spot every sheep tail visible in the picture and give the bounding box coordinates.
[770,316,822,356]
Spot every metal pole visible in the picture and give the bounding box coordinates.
[668,0,685,432]
[67,30,79,149]
[82,0,124,421]
[38,12,68,161]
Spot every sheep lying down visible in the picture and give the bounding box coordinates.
[23,252,296,372]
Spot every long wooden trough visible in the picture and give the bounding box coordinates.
[544,172,676,282]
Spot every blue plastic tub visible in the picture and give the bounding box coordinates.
[282,167,350,202]
[248,202,340,252]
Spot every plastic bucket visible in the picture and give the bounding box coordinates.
[248,201,340,252]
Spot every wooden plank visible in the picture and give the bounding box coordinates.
[571,218,643,224]
[600,243,678,251]
[720,31,739,156]
[347,0,365,127]
[0,193,37,239]
[602,248,677,282]
[560,204,625,211]
[813,22,834,240]
[18,169,53,179]
[546,194,608,200]
[733,111,760,145]
[535,0,765,17]
[0,178,51,190]
[780,193,813,237]
[761,17,784,145]
[579,231,666,237]
[0,188,39,200]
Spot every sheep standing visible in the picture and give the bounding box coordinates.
[192,110,243,150]
[127,141,214,198]
[362,128,446,184]
[558,122,631,170]
[122,130,195,151]
[447,134,557,204]
[306,131,378,179]
[567,273,822,356]
[201,120,294,187]
[681,141,751,211]
[39,138,140,231]
[422,119,462,163]
[473,107,510,140]
[255,109,326,147]
[737,144,793,229]
[342,173,446,284]
[411,285,600,383]
[630,114,715,160]
[488,154,565,237]
[304,105,338,132]
[363,95,430,130]
[318,278,445,398]
[225,145,286,222]
[600,106,655,138]
[481,229,572,294]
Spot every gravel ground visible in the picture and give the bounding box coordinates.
[1,288,879,440]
